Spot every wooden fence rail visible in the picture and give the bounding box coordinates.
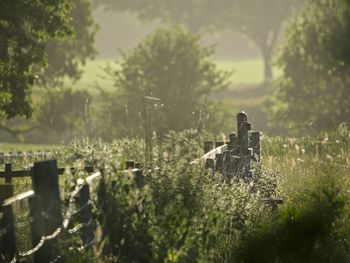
[0,165,94,180]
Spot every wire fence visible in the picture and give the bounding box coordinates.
[0,160,108,263]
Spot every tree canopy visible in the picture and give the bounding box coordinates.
[219,0,303,81]
[38,0,98,87]
[96,0,303,81]
[99,25,231,140]
[0,1,73,119]
[271,0,350,132]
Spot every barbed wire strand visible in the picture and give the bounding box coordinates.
[68,218,94,235]
[9,172,101,262]
[19,227,62,257]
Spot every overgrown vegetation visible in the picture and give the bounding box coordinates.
[97,25,231,140]
[6,127,350,262]
[270,0,350,133]
[2,0,350,261]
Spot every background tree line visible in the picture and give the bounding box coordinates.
[0,0,349,143]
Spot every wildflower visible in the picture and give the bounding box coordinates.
[326,155,333,161]
[295,144,300,154]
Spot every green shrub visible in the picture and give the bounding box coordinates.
[97,24,231,140]
[240,173,350,263]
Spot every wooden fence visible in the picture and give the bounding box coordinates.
[0,159,142,262]
[0,111,280,262]
[203,111,261,180]
[201,111,283,206]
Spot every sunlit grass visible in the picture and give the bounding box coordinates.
[66,58,282,93]
[217,59,282,85]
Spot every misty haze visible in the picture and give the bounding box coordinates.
[1,1,350,262]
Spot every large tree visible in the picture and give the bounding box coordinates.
[0,0,72,119]
[96,0,303,81]
[221,1,303,81]
[38,0,98,87]
[0,0,97,140]
[271,0,350,132]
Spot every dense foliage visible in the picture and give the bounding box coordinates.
[0,0,73,119]
[61,128,350,262]
[3,0,350,260]
[271,0,350,132]
[6,126,350,262]
[99,25,231,140]
[0,0,97,141]
[38,0,98,87]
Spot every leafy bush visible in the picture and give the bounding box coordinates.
[97,25,231,140]
[240,173,350,263]
[270,0,350,133]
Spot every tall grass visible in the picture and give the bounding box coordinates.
[4,126,350,262]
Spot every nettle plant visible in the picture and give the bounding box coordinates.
[55,131,279,262]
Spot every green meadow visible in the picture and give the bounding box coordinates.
[68,58,282,92]
[0,143,59,152]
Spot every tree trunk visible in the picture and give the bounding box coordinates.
[261,46,273,82]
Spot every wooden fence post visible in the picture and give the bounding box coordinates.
[215,153,224,174]
[31,160,63,262]
[0,184,16,262]
[249,132,261,162]
[223,150,232,180]
[77,183,94,251]
[237,112,252,179]
[204,141,214,154]
[97,170,111,254]
[237,112,249,156]
[29,194,46,263]
[5,163,12,184]
[133,169,144,188]
[228,133,237,151]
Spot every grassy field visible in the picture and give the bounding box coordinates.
[0,143,59,152]
[217,59,282,85]
[68,58,281,92]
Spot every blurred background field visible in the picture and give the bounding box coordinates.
[0,143,59,152]
[67,58,282,92]
[2,1,350,261]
